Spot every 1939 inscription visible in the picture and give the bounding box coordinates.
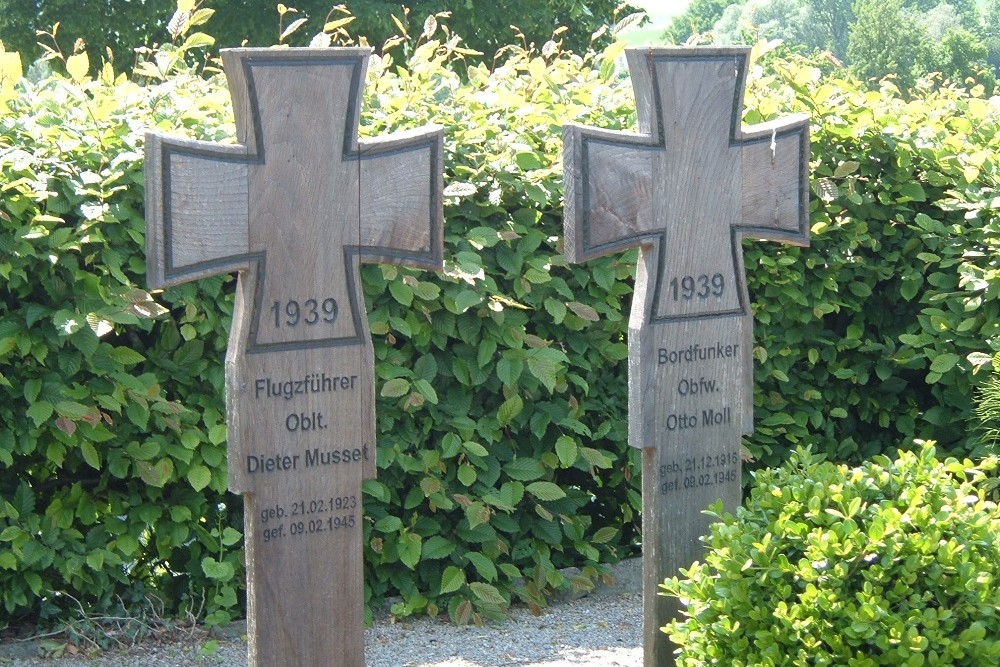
[668,273,725,301]
[270,297,339,328]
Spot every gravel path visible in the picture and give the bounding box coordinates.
[1,562,644,667]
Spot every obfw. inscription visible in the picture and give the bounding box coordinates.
[653,333,741,496]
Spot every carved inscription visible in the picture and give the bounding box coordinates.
[654,334,740,496]
[260,495,360,543]
[270,297,339,329]
[657,451,739,495]
[247,365,365,546]
[668,273,725,302]
[145,47,445,667]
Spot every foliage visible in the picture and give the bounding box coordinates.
[352,29,642,625]
[662,0,739,45]
[0,0,177,71]
[934,26,997,92]
[2,5,1000,633]
[712,0,815,50]
[986,0,1000,75]
[742,52,1000,469]
[0,0,638,69]
[805,0,854,61]
[972,354,1000,453]
[0,49,243,629]
[711,0,853,60]
[847,0,935,92]
[662,444,1000,666]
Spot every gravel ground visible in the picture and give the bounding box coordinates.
[0,561,643,667]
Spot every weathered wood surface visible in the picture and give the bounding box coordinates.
[563,46,810,666]
[145,48,443,667]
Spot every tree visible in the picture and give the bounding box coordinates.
[983,0,1000,78]
[711,0,813,48]
[210,0,639,57]
[0,0,175,68]
[847,0,935,91]
[933,27,996,90]
[662,0,739,44]
[804,0,853,60]
[0,0,638,69]
[919,2,964,41]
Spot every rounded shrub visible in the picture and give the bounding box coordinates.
[662,444,1000,666]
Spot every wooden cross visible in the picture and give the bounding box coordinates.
[145,48,443,667]
[563,47,809,666]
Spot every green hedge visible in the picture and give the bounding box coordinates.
[1,34,999,628]
[0,37,640,628]
[662,444,1000,665]
[744,57,1000,467]
[0,57,244,627]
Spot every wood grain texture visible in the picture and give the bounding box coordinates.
[145,48,443,667]
[563,46,810,667]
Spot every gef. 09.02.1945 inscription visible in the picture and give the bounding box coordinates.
[658,451,740,495]
[259,494,359,543]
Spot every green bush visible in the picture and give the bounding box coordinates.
[0,52,244,628]
[662,444,1000,666]
[0,31,641,628]
[972,352,1000,452]
[3,24,1000,631]
[353,35,642,624]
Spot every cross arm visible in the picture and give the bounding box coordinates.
[736,114,811,246]
[357,124,444,271]
[144,133,252,289]
[563,124,657,264]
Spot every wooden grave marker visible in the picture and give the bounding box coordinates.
[145,48,443,667]
[563,47,810,666]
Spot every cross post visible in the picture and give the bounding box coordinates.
[145,48,443,667]
[563,47,810,666]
